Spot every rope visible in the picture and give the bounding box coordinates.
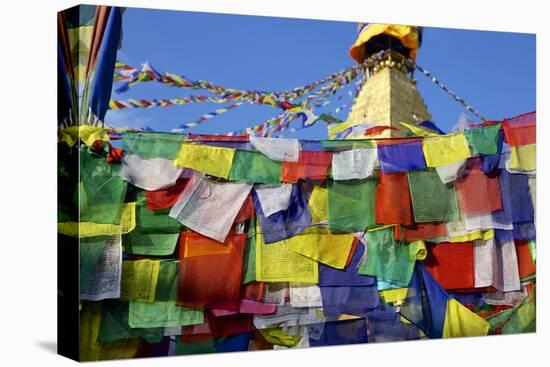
[414,63,487,121]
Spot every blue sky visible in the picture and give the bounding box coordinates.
[106,7,536,139]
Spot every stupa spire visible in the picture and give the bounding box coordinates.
[344,24,432,138]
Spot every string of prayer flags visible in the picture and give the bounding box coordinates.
[70,110,535,360]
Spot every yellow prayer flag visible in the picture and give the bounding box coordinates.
[255,223,318,283]
[327,120,362,139]
[308,186,328,224]
[120,259,160,302]
[415,240,427,260]
[422,133,471,167]
[58,125,110,147]
[286,229,355,269]
[399,121,439,137]
[174,143,235,179]
[80,303,140,361]
[509,144,536,172]
[259,328,303,347]
[443,298,490,338]
[57,202,136,238]
[379,288,408,304]
[448,229,494,243]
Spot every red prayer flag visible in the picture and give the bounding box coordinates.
[282,151,332,183]
[424,242,475,290]
[177,231,246,310]
[375,172,414,225]
[515,240,536,279]
[456,159,502,215]
[146,177,189,210]
[502,122,536,146]
[394,222,447,242]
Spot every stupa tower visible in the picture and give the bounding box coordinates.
[345,23,432,138]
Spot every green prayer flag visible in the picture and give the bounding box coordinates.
[465,123,502,156]
[175,339,216,355]
[125,193,182,256]
[487,290,536,334]
[128,300,203,328]
[79,149,128,224]
[125,231,180,256]
[120,132,187,160]
[328,178,377,232]
[80,236,108,290]
[229,150,282,184]
[155,260,179,302]
[408,169,460,222]
[357,228,419,286]
[242,219,257,284]
[97,301,164,344]
[135,194,183,233]
[320,139,376,152]
[58,144,79,222]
